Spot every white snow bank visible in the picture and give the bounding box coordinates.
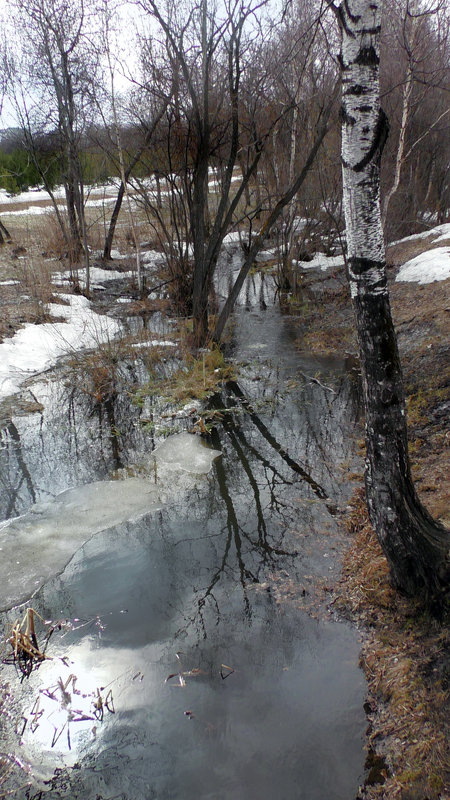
[395,246,450,284]
[0,294,120,400]
[433,223,450,242]
[256,248,277,262]
[389,222,450,248]
[0,479,163,610]
[131,339,176,349]
[153,432,221,474]
[0,186,65,205]
[298,252,345,272]
[140,249,166,265]
[1,205,50,216]
[222,231,242,245]
[54,267,133,288]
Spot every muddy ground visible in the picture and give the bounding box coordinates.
[0,226,448,799]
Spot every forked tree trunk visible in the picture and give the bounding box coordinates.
[338,0,448,602]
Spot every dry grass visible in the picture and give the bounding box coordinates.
[334,490,449,800]
[151,344,235,407]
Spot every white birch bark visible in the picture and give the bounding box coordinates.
[338,0,449,601]
[340,0,387,296]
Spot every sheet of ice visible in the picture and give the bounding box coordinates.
[395,246,450,284]
[298,253,345,272]
[153,432,221,474]
[0,294,120,400]
[0,479,163,610]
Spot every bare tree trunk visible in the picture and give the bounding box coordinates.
[0,218,12,244]
[337,0,448,604]
[212,92,335,343]
[103,181,125,260]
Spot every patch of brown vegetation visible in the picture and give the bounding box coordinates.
[334,490,449,800]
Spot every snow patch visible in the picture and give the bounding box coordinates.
[389,222,450,247]
[395,246,450,284]
[140,249,166,265]
[298,252,345,272]
[54,267,133,287]
[131,340,176,349]
[0,295,120,400]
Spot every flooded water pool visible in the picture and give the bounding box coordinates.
[0,289,366,798]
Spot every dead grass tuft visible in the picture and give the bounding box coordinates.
[154,344,235,408]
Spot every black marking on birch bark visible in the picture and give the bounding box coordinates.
[357,105,373,113]
[340,104,356,125]
[348,256,387,285]
[343,84,370,96]
[343,0,361,23]
[353,108,389,172]
[355,46,379,66]
[337,5,355,38]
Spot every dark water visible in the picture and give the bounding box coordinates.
[0,284,366,799]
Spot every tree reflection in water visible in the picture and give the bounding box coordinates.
[173,368,360,638]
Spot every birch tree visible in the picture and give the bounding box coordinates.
[11,0,99,288]
[333,0,448,603]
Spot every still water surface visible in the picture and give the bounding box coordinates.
[0,283,366,799]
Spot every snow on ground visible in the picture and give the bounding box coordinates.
[140,249,166,265]
[1,206,54,217]
[222,230,242,245]
[0,186,66,205]
[54,266,134,289]
[297,252,345,272]
[389,222,450,248]
[131,340,176,349]
[396,246,450,284]
[0,294,120,401]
